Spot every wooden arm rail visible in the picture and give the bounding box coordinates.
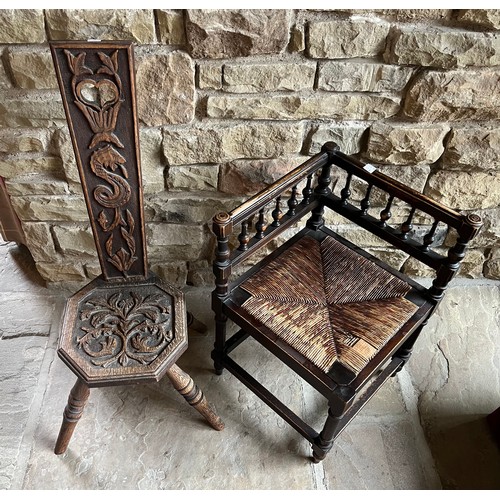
[212,142,483,303]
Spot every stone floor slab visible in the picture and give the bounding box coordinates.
[408,284,500,489]
[0,335,48,489]
[22,333,314,489]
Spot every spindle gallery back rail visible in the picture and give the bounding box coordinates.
[227,150,330,267]
[212,142,483,302]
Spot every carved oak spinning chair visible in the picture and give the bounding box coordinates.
[212,142,482,462]
[50,40,224,455]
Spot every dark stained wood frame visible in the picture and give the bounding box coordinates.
[212,141,483,462]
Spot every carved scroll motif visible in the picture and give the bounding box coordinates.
[65,49,136,275]
[77,291,173,368]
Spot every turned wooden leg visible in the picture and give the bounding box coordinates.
[392,320,428,376]
[54,378,90,455]
[312,402,347,463]
[212,311,227,375]
[166,363,224,431]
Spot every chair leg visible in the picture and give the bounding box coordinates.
[165,363,224,431]
[312,404,346,463]
[54,378,90,455]
[212,311,227,375]
[392,320,428,375]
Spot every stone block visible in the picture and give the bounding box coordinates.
[156,10,186,45]
[333,225,394,248]
[0,154,63,179]
[322,421,432,489]
[441,126,500,170]
[149,261,188,287]
[7,48,58,89]
[0,9,45,43]
[45,9,156,43]
[218,155,309,195]
[0,61,12,89]
[52,224,97,258]
[136,51,195,127]
[332,221,445,250]
[365,123,450,165]
[52,127,79,184]
[147,223,206,260]
[0,90,65,128]
[186,259,213,286]
[167,165,218,191]
[425,170,500,210]
[403,248,485,278]
[185,9,291,58]
[139,127,165,194]
[207,94,400,120]
[318,61,414,93]
[163,122,303,165]
[455,9,500,30]
[404,69,500,121]
[223,63,316,93]
[146,193,239,224]
[35,260,86,282]
[19,222,58,262]
[376,9,451,21]
[455,209,500,248]
[385,27,500,68]
[365,248,409,271]
[308,19,390,58]
[83,262,102,280]
[0,128,51,154]
[10,195,88,222]
[289,25,305,52]
[308,123,367,155]
[484,248,500,279]
[407,285,500,474]
[5,174,70,196]
[197,63,222,90]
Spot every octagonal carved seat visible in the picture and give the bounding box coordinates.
[59,274,187,387]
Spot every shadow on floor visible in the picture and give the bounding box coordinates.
[426,415,500,489]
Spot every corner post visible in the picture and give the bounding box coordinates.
[307,142,338,230]
[211,212,233,375]
[429,213,483,301]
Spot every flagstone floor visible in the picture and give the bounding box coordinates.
[1,238,499,489]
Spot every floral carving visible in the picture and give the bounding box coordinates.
[77,291,173,368]
[65,48,138,276]
[65,50,124,149]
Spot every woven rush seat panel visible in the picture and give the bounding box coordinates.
[239,235,419,378]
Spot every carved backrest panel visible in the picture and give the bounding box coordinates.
[51,41,147,280]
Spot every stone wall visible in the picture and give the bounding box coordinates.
[0,8,499,288]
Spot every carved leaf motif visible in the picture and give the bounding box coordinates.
[98,211,108,230]
[111,50,119,72]
[64,50,92,76]
[98,52,115,72]
[90,311,113,328]
[106,234,113,256]
[97,66,114,76]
